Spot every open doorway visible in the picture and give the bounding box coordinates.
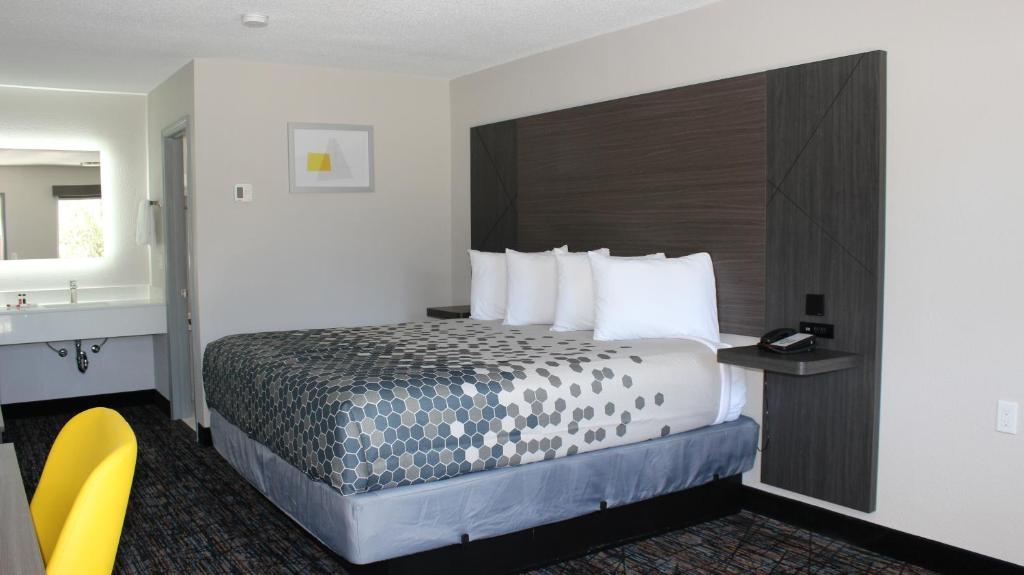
[161,118,199,433]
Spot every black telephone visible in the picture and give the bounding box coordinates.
[758,328,816,354]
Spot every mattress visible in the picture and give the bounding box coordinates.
[203,319,747,496]
[211,408,759,564]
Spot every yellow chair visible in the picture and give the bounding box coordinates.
[30,407,137,575]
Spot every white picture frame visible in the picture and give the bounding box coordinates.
[288,122,374,193]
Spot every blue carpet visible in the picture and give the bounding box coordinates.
[6,403,932,574]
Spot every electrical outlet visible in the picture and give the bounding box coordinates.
[799,321,834,339]
[997,400,1018,434]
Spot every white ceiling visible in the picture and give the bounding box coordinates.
[0,0,718,93]
[0,149,100,167]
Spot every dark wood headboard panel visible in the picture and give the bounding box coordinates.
[762,52,886,512]
[472,75,768,336]
[471,51,886,512]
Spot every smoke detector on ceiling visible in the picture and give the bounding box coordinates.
[241,13,269,28]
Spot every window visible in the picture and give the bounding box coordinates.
[58,198,103,258]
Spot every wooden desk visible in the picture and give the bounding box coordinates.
[0,443,45,575]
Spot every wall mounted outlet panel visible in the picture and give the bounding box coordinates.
[997,400,1018,434]
[799,321,834,339]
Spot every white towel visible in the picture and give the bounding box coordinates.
[135,200,156,246]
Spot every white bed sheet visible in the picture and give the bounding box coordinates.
[457,322,749,463]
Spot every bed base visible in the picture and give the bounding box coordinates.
[343,474,742,575]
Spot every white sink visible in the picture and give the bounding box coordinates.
[0,300,166,345]
[37,301,113,310]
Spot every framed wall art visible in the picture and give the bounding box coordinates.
[288,122,374,193]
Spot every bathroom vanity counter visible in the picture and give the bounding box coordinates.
[0,300,166,346]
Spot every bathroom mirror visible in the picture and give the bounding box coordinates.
[0,148,103,260]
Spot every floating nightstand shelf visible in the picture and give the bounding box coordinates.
[426,305,471,320]
[717,346,861,376]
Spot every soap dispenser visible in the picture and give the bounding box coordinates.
[69,280,78,304]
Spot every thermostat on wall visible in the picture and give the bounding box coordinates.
[234,184,253,202]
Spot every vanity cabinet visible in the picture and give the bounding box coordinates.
[0,301,166,405]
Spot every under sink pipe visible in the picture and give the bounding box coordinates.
[43,338,108,374]
[75,340,89,373]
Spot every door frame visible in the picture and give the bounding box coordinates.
[161,116,200,427]
[0,192,7,260]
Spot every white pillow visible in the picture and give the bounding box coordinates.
[504,246,568,326]
[589,251,720,342]
[468,250,508,320]
[551,250,664,332]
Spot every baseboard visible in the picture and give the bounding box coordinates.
[153,391,171,417]
[742,487,1024,575]
[197,424,212,447]
[1,389,166,418]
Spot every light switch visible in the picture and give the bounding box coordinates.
[997,400,1018,434]
[234,184,253,202]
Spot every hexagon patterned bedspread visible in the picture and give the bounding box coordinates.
[203,319,736,496]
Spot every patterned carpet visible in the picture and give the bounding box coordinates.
[5,403,933,574]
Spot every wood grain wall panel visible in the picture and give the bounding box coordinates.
[470,120,518,252]
[766,55,859,189]
[762,51,885,512]
[768,53,881,275]
[515,74,767,336]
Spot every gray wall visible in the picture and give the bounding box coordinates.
[0,336,156,404]
[450,0,1024,566]
[189,58,452,422]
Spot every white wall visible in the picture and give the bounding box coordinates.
[450,0,1024,565]
[0,86,158,404]
[0,86,150,293]
[190,59,451,419]
[0,165,100,259]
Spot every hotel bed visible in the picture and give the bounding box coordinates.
[204,319,759,565]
